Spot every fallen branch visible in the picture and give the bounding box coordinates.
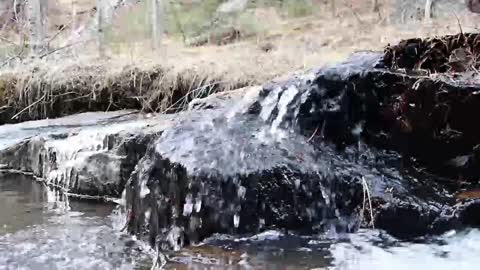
[11,93,46,120]
[39,39,91,59]
[161,80,230,113]
[0,55,16,68]
[0,42,26,68]
[342,0,364,25]
[0,36,17,46]
[44,21,71,49]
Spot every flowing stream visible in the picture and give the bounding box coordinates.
[1,163,480,269]
[0,172,151,270]
[0,81,478,268]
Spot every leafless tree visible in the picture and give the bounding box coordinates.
[96,0,105,57]
[27,0,47,54]
[151,0,164,50]
[71,0,77,34]
[466,0,480,13]
[425,0,433,21]
[372,0,379,12]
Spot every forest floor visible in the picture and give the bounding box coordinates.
[1,2,480,123]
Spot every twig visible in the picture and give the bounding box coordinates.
[452,11,463,35]
[39,39,90,59]
[13,0,19,24]
[39,43,75,59]
[0,39,26,68]
[161,80,229,113]
[361,176,375,229]
[0,55,16,69]
[307,125,319,142]
[44,21,71,48]
[342,0,364,25]
[0,36,17,46]
[143,72,169,113]
[11,93,46,120]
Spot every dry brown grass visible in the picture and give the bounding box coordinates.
[0,57,251,123]
[1,4,480,124]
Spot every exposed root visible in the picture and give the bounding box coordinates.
[11,93,46,120]
[383,32,480,74]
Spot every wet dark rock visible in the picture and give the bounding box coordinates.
[0,112,170,197]
[125,50,480,249]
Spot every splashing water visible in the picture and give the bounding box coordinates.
[3,171,480,269]
[330,229,480,270]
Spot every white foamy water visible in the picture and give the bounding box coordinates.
[330,229,480,270]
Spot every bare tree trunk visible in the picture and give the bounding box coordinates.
[96,0,105,57]
[372,0,380,12]
[69,0,78,55]
[330,0,336,16]
[27,0,47,55]
[151,0,163,50]
[13,0,20,26]
[425,0,433,21]
[71,0,77,33]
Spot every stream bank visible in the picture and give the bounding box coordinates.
[1,49,480,254]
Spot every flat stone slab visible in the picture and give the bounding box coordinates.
[0,111,173,198]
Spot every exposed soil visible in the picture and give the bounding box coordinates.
[383,32,480,73]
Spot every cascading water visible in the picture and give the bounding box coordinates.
[2,51,480,269]
[124,58,396,251]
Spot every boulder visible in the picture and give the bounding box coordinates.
[124,51,480,250]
